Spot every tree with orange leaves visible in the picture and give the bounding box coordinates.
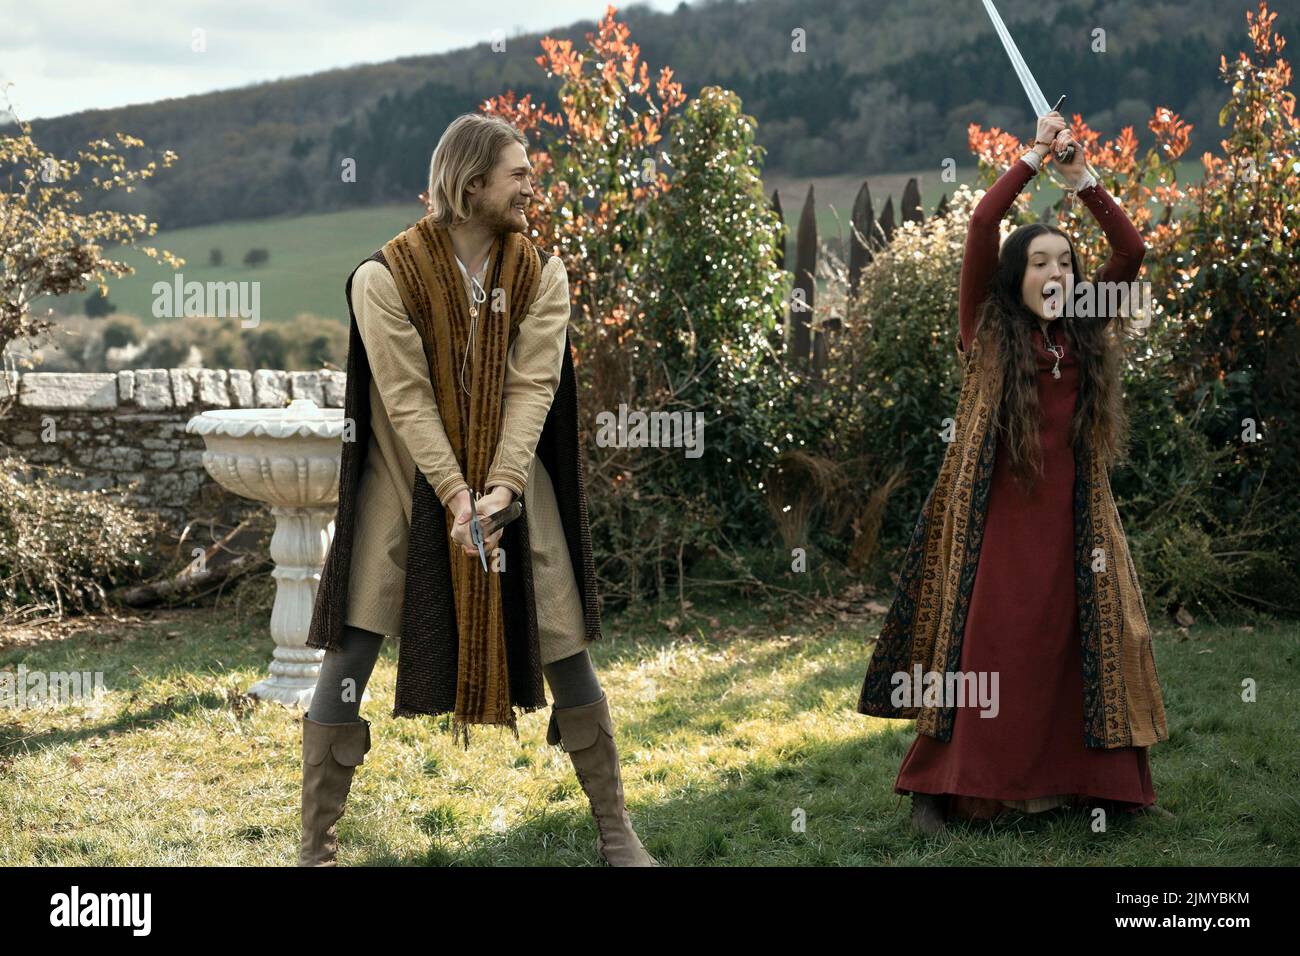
[479,8,807,602]
[482,5,684,373]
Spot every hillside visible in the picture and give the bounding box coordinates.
[14,0,1258,232]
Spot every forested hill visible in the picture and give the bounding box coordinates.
[20,0,1260,231]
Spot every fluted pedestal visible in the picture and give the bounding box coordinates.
[186,398,351,710]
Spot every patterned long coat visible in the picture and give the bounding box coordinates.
[857,331,1169,749]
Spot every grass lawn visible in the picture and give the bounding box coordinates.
[1,597,1296,866]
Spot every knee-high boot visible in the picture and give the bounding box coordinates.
[299,714,371,866]
[547,692,659,866]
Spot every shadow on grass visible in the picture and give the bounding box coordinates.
[0,611,399,756]
[0,689,233,755]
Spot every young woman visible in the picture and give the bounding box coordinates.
[857,111,1172,833]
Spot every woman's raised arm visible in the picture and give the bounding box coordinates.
[1050,127,1147,319]
[1077,182,1146,285]
[958,112,1067,351]
[960,159,1036,351]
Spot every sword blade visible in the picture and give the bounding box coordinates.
[981,0,1051,117]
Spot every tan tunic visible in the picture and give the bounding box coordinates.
[342,252,588,665]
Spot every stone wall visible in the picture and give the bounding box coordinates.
[1,369,346,533]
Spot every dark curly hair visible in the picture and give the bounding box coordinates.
[974,222,1128,492]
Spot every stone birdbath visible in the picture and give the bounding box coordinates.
[185,398,345,709]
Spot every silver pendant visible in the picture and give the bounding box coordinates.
[1045,337,1064,380]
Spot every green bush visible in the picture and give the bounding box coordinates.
[1114,320,1300,619]
[102,314,144,350]
[643,86,805,530]
[830,188,972,545]
[583,86,810,601]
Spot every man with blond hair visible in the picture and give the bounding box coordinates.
[300,113,656,866]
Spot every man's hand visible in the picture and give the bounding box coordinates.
[448,485,516,558]
[449,489,477,556]
[476,486,516,555]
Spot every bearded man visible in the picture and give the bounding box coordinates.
[299,113,656,867]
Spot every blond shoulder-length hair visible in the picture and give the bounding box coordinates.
[426,114,528,227]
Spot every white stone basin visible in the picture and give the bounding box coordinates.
[186,398,347,708]
[186,398,345,507]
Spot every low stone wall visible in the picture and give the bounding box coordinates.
[1,369,346,533]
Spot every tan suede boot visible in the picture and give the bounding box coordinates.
[547,693,659,866]
[299,714,371,866]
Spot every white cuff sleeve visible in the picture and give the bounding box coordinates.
[1071,169,1098,192]
[1019,150,1042,172]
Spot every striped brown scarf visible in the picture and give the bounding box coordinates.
[381,220,542,742]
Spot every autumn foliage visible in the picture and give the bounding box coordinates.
[966,98,1194,285]
[482,5,685,356]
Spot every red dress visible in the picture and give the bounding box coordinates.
[893,159,1156,819]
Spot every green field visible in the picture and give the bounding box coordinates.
[48,203,427,327]
[47,160,1204,329]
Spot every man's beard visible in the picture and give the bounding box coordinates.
[473,193,526,235]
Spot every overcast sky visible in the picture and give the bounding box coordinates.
[1,0,691,121]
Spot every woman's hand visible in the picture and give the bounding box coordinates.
[1034,111,1067,158]
[1052,128,1089,186]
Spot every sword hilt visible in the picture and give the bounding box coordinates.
[1035,139,1076,165]
[1047,94,1075,165]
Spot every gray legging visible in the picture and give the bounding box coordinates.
[306,624,602,724]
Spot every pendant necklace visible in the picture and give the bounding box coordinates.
[459,272,488,397]
[1043,325,1064,380]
